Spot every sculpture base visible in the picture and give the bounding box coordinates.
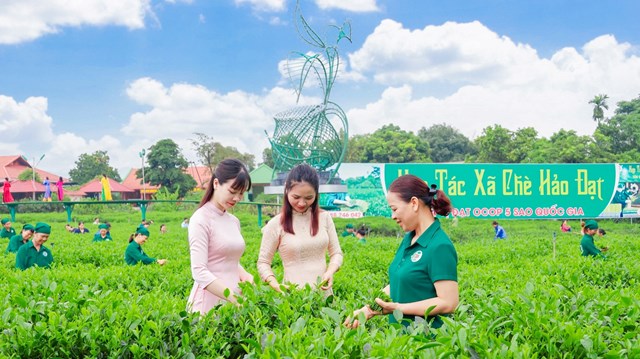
[263,171,346,194]
[264,184,347,195]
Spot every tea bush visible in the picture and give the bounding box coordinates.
[0,210,638,358]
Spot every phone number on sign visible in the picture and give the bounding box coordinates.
[329,211,364,219]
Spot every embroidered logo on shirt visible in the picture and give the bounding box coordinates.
[411,250,422,262]
[42,252,48,257]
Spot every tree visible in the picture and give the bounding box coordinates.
[473,125,513,163]
[69,151,121,184]
[18,169,42,182]
[547,129,594,163]
[346,124,430,163]
[589,94,609,125]
[508,127,540,163]
[191,133,256,171]
[139,139,197,198]
[261,147,274,167]
[417,123,474,162]
[191,133,217,173]
[596,96,640,156]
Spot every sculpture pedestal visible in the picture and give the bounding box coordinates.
[263,171,346,194]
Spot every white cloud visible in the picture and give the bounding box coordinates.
[345,21,640,139]
[234,0,286,12]
[47,132,126,177]
[314,0,379,12]
[0,0,153,44]
[122,77,321,165]
[349,20,545,86]
[0,95,54,144]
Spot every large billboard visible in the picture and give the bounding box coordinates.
[328,163,640,219]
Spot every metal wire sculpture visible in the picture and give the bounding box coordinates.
[266,1,351,181]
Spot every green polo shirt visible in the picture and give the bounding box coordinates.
[358,237,367,244]
[0,227,16,239]
[93,233,113,242]
[125,241,156,265]
[580,234,604,258]
[15,241,53,270]
[388,218,458,328]
[342,231,355,238]
[6,234,28,254]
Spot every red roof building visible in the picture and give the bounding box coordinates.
[78,177,134,200]
[0,155,67,201]
[185,165,212,190]
[121,169,160,200]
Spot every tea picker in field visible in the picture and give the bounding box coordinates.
[580,220,608,258]
[72,221,90,234]
[93,224,113,242]
[560,220,572,233]
[492,221,507,240]
[0,218,16,239]
[125,226,167,266]
[187,159,254,314]
[16,222,53,270]
[342,223,355,237]
[344,175,458,329]
[258,164,343,294]
[5,224,35,254]
[355,227,367,244]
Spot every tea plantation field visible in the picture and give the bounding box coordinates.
[1,209,639,358]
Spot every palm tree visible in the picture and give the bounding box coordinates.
[589,94,609,125]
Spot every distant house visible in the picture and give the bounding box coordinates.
[249,164,274,199]
[185,165,212,190]
[121,169,160,200]
[78,177,134,200]
[0,155,66,201]
[120,165,212,199]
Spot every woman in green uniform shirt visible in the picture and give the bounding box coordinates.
[16,222,53,270]
[345,175,458,329]
[93,224,113,242]
[125,226,167,266]
[0,218,16,239]
[580,220,607,258]
[6,224,35,254]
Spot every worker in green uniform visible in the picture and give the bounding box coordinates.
[0,218,16,239]
[125,226,167,266]
[15,222,53,270]
[93,223,113,242]
[355,228,367,244]
[5,224,35,254]
[580,220,608,258]
[341,223,355,237]
[345,175,458,329]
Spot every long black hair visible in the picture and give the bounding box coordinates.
[198,159,252,208]
[280,163,320,236]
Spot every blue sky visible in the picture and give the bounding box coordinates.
[1,0,639,177]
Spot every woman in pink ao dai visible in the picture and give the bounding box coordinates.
[187,159,254,314]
